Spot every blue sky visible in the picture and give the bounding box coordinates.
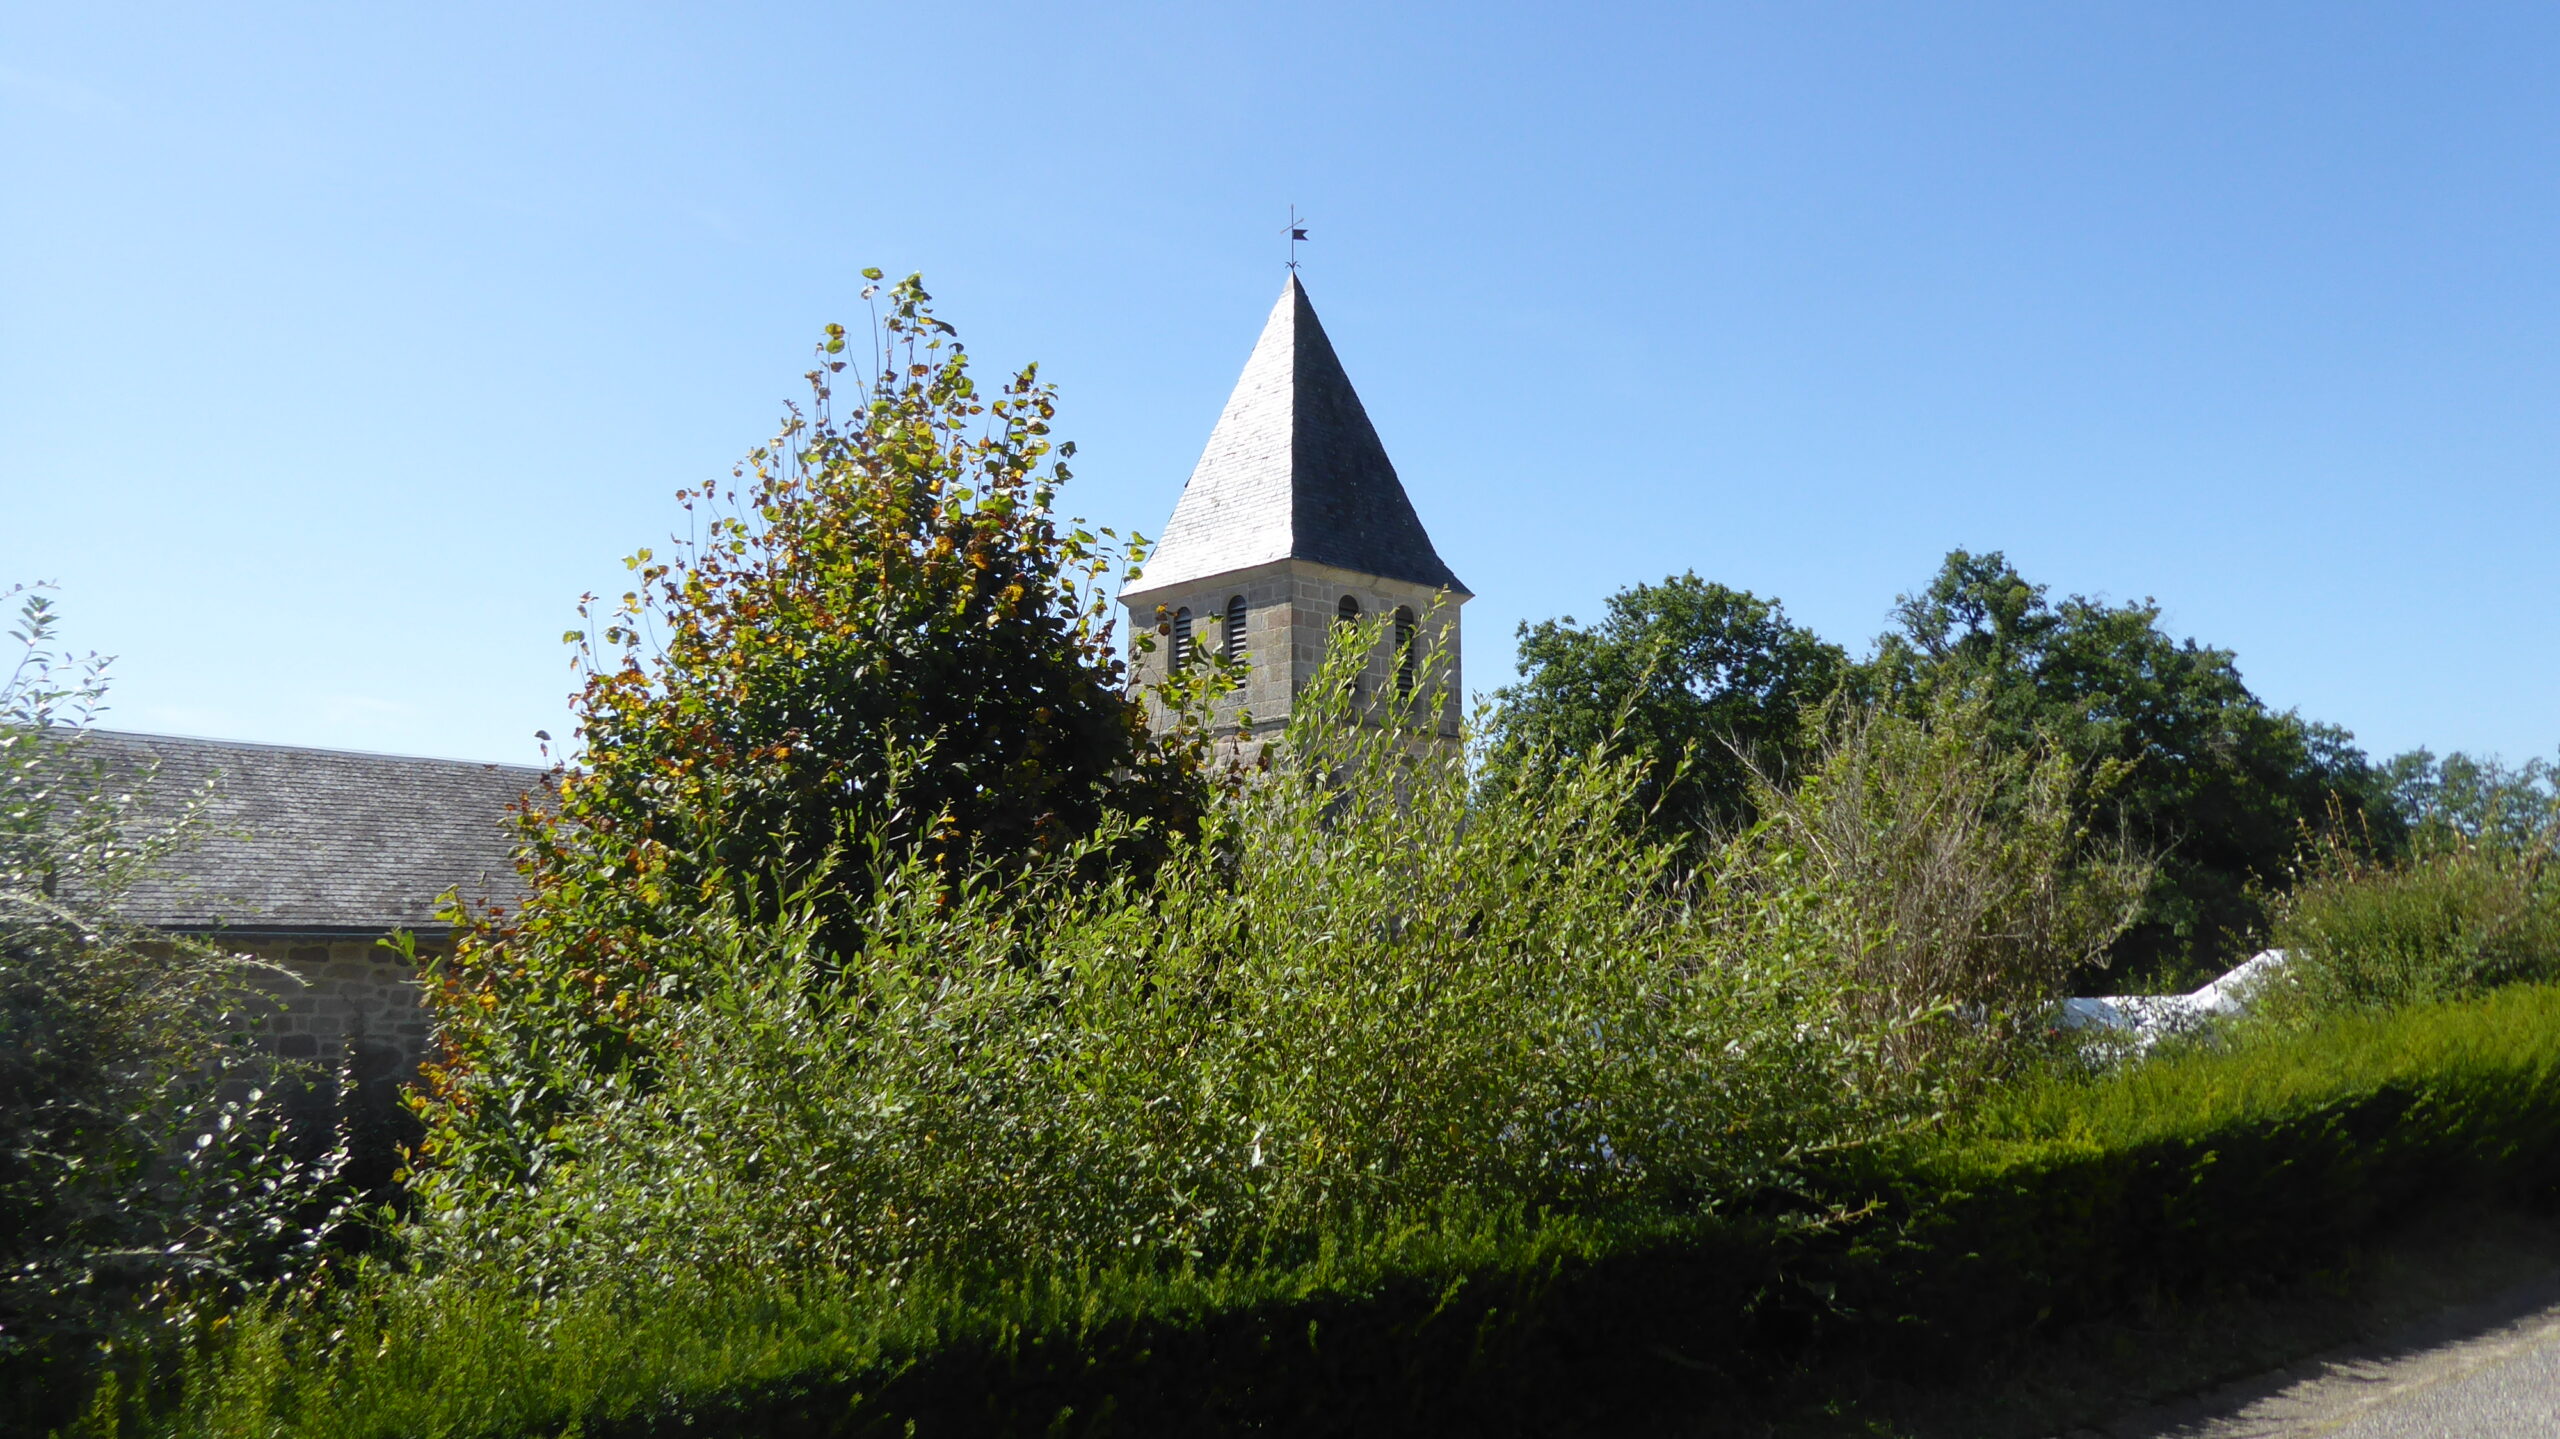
[4,3,2553,766]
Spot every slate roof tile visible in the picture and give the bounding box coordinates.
[1129,276,1467,598]
[66,730,540,933]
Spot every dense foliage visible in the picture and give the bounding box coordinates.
[2267,750,2560,1013]
[1484,574,1849,841]
[62,606,2171,1439]
[1867,550,2392,986]
[134,984,2560,1439]
[1489,553,2389,989]
[399,636,1905,1294]
[0,591,345,1424]
[416,275,1212,1208]
[29,276,2553,1435]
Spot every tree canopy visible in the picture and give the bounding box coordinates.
[424,273,1210,1117]
[1483,573,1849,841]
[1492,552,2394,987]
[1868,550,2391,984]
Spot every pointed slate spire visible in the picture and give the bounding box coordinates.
[1131,275,1468,597]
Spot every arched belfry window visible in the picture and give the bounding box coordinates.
[1333,596,1363,693]
[1171,606,1194,670]
[1224,595,1248,661]
[1394,606,1418,698]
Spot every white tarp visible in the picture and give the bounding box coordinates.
[2058,949,2289,1052]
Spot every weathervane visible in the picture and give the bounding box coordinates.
[1285,205,1309,270]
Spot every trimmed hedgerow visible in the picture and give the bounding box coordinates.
[1821,978,2560,1380]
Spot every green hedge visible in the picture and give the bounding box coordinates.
[151,985,2560,1439]
[1825,982,2560,1379]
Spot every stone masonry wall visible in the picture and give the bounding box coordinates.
[131,934,445,1187]
[1127,556,1466,748]
[229,934,440,1076]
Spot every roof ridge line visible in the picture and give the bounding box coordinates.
[72,727,550,773]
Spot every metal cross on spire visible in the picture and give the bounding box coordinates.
[1285,205,1309,270]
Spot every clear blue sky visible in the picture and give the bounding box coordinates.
[4,3,2553,767]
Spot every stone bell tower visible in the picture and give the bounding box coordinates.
[1120,275,1469,743]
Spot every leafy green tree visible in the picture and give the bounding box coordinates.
[1866,549,2390,986]
[1484,573,1849,842]
[2375,747,2558,853]
[419,275,1210,1187]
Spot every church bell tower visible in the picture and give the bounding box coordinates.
[1120,276,1469,744]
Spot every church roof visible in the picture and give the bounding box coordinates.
[1127,275,1468,599]
[66,730,540,934]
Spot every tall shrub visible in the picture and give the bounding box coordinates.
[2270,816,2560,1013]
[417,275,1211,1198]
[0,589,343,1419]
[1736,695,2153,1085]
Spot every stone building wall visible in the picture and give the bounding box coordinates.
[1127,557,1466,746]
[131,933,444,1186]
[221,934,441,1076]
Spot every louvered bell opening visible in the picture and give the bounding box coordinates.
[1394,606,1417,698]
